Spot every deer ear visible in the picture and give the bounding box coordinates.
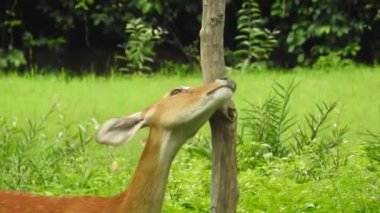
[96,112,146,146]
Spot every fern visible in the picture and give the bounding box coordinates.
[238,81,348,175]
[292,101,340,154]
[289,101,349,182]
[363,129,380,164]
[241,80,298,163]
[362,107,380,164]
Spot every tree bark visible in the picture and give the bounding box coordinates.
[200,0,238,212]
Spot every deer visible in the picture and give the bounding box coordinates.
[0,78,236,213]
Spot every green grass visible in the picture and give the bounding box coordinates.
[1,66,380,212]
[2,68,379,137]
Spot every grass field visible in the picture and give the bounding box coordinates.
[1,66,380,212]
[2,67,379,142]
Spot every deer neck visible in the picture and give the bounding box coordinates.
[118,127,183,212]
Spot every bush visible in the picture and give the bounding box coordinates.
[270,0,380,65]
[363,125,380,168]
[0,105,132,196]
[115,18,166,74]
[236,80,380,211]
[0,49,26,70]
[238,80,349,179]
[233,0,278,70]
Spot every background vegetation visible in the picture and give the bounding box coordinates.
[1,0,380,212]
[1,0,380,73]
[1,67,380,212]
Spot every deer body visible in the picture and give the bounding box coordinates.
[0,78,236,213]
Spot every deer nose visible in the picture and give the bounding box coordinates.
[217,77,229,81]
[216,77,236,92]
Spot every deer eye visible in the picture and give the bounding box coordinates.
[169,87,190,96]
[170,88,184,96]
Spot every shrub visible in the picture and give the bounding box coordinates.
[115,18,166,74]
[363,122,380,168]
[238,80,349,181]
[0,49,26,71]
[0,105,132,196]
[233,0,278,70]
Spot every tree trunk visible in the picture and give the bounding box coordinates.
[199,0,238,212]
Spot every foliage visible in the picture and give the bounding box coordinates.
[22,33,66,52]
[1,0,380,72]
[238,157,380,212]
[291,105,349,182]
[292,102,339,153]
[0,4,25,71]
[240,80,297,164]
[0,0,167,73]
[183,40,200,65]
[74,0,94,11]
[1,6,22,48]
[238,80,349,180]
[0,49,26,70]
[1,69,380,212]
[158,61,199,76]
[184,135,212,160]
[235,79,377,211]
[363,127,380,166]
[270,0,380,65]
[0,105,133,195]
[313,51,355,69]
[22,32,66,66]
[115,18,166,73]
[234,0,278,70]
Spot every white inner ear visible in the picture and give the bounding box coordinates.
[96,112,145,146]
[179,86,191,90]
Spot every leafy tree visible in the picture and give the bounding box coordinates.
[270,0,380,65]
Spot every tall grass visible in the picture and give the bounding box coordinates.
[0,105,136,196]
[1,66,380,211]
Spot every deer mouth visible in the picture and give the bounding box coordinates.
[223,80,237,92]
[207,79,236,95]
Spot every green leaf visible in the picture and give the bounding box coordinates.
[297,54,305,63]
